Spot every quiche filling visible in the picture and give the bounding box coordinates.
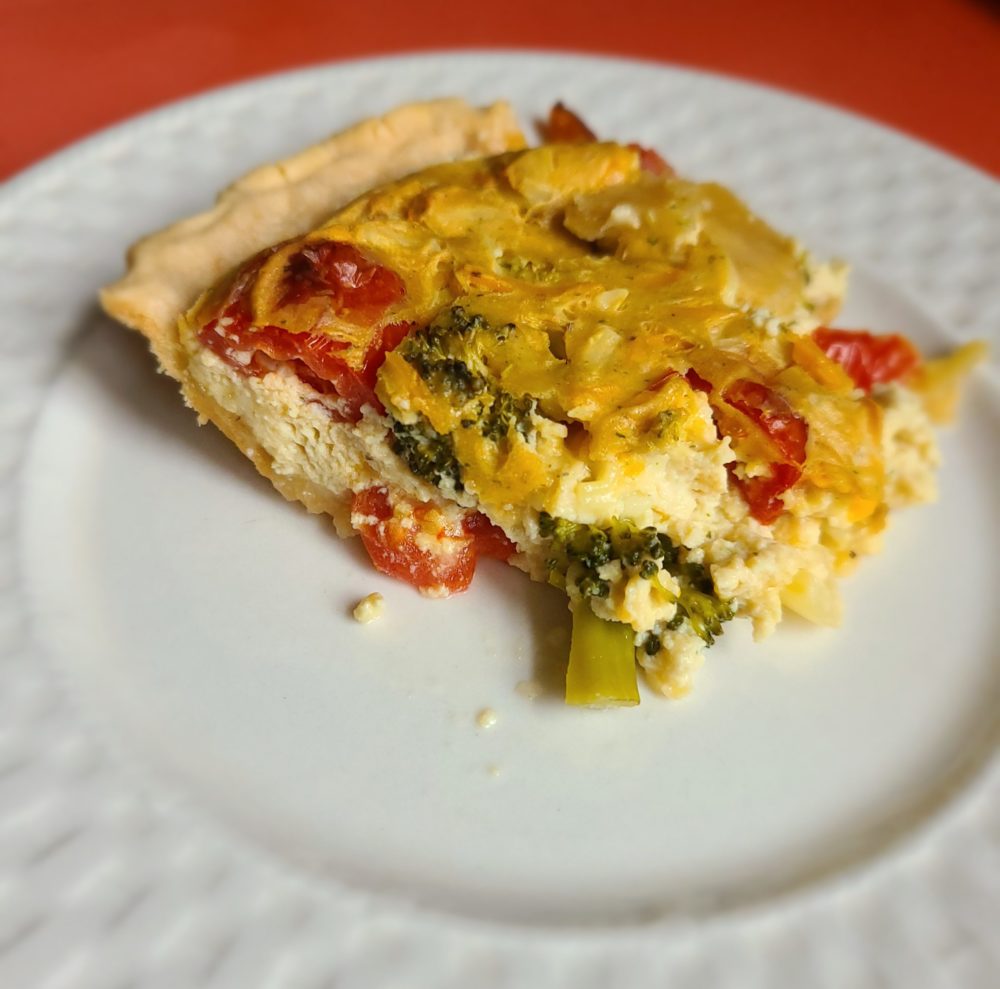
[177,108,981,704]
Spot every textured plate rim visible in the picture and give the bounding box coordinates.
[2,49,997,986]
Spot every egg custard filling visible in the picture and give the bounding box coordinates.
[157,105,981,705]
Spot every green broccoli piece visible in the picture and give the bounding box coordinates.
[399,306,492,399]
[401,306,512,391]
[672,562,734,646]
[399,306,535,446]
[496,255,562,284]
[538,512,733,644]
[481,390,538,442]
[538,512,614,598]
[389,416,464,491]
[566,604,639,707]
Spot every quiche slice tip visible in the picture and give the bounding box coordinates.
[101,98,523,531]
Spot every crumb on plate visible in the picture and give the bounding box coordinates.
[352,592,384,624]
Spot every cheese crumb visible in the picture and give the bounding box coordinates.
[352,593,384,624]
[475,707,498,729]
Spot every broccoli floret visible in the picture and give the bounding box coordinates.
[538,510,568,539]
[389,416,464,491]
[539,512,614,588]
[481,390,538,442]
[400,306,492,399]
[401,306,511,392]
[399,306,535,446]
[668,561,734,645]
[538,515,618,599]
[673,586,733,646]
[577,575,611,598]
[538,512,733,644]
[496,255,562,284]
[639,559,658,579]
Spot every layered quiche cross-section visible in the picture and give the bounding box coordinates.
[102,99,984,705]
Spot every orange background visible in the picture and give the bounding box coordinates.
[2,0,998,180]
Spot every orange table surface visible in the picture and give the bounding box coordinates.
[2,0,998,181]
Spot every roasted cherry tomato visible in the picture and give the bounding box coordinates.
[462,511,516,561]
[539,103,674,175]
[539,101,598,143]
[629,143,673,175]
[721,379,808,525]
[351,489,514,594]
[685,371,808,525]
[684,368,712,393]
[813,327,920,392]
[278,241,405,321]
[196,241,410,421]
[198,314,411,421]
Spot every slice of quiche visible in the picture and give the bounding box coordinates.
[102,100,984,706]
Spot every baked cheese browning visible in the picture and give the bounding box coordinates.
[109,101,985,705]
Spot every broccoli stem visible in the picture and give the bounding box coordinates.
[565,604,640,708]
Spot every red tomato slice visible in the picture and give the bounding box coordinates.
[196,241,411,422]
[462,511,516,561]
[353,489,509,594]
[723,380,809,466]
[540,101,598,143]
[722,379,808,525]
[353,487,475,594]
[813,328,920,392]
[361,321,412,387]
[685,371,808,525]
[684,368,712,393]
[278,241,405,321]
[198,314,411,420]
[628,142,674,176]
[352,490,515,594]
[730,462,803,527]
[539,103,674,175]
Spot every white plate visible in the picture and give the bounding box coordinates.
[1,51,998,987]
